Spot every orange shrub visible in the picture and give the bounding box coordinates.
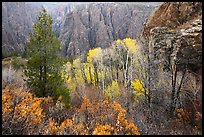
[2,84,140,135]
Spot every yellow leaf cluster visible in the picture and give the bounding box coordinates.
[87,47,103,63]
[123,38,137,54]
[131,79,148,97]
[115,38,138,54]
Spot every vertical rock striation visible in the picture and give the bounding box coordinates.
[59,3,156,56]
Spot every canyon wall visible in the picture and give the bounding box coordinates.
[142,2,202,75]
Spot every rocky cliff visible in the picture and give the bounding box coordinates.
[59,3,157,56]
[2,2,35,53]
[142,2,202,75]
[2,2,159,57]
[2,2,71,54]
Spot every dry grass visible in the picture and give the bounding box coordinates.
[2,65,25,88]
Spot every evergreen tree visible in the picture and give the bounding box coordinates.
[24,8,70,107]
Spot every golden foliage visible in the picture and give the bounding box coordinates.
[75,97,140,135]
[45,118,58,135]
[93,124,113,135]
[2,84,140,135]
[2,84,45,134]
[115,38,138,54]
[131,79,148,98]
[87,47,103,63]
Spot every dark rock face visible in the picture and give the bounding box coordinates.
[2,2,35,53]
[142,2,202,75]
[2,2,68,54]
[2,2,158,56]
[59,3,156,56]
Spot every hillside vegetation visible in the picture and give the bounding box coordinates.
[2,2,202,135]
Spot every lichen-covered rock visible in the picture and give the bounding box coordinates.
[142,2,202,75]
[143,2,202,39]
[148,19,202,74]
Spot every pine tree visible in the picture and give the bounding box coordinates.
[24,8,70,107]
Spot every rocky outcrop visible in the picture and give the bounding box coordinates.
[59,3,157,56]
[142,2,202,75]
[143,2,202,39]
[148,19,202,73]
